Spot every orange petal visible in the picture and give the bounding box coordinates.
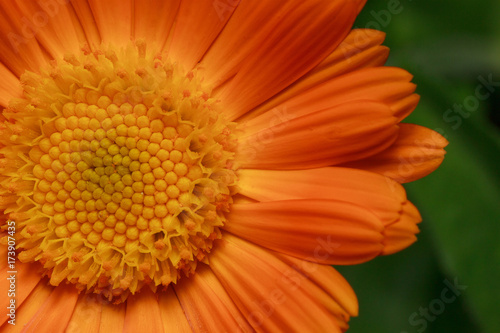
[66,294,103,333]
[237,167,406,225]
[168,0,238,71]
[174,265,253,332]
[237,101,398,170]
[0,280,52,332]
[0,262,41,326]
[0,62,21,108]
[22,283,79,332]
[197,267,254,333]
[382,200,422,255]
[201,0,312,87]
[342,123,448,183]
[99,301,126,333]
[210,234,343,332]
[216,0,359,120]
[14,0,86,58]
[248,29,389,118]
[70,0,102,48]
[274,252,358,331]
[237,167,422,257]
[241,67,417,127]
[87,0,133,45]
[123,288,164,333]
[158,286,192,333]
[0,3,49,76]
[225,199,384,265]
[133,0,180,49]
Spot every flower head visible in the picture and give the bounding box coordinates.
[0,0,446,332]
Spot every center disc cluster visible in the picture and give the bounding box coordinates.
[3,42,237,301]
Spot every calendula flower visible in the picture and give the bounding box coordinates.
[0,0,447,332]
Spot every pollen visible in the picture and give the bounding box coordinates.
[0,42,237,302]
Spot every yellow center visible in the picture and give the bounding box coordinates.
[0,42,237,301]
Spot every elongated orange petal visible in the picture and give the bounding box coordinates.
[210,234,342,332]
[99,301,126,333]
[123,288,164,333]
[133,0,180,50]
[69,0,102,48]
[343,123,448,183]
[174,265,253,332]
[247,29,389,119]
[382,200,422,255]
[274,253,358,331]
[237,167,406,225]
[241,67,417,127]
[0,63,21,108]
[0,262,41,326]
[168,0,238,71]
[22,283,79,332]
[14,0,86,58]
[238,101,398,170]
[196,267,254,333]
[0,3,49,76]
[0,280,52,333]
[66,294,103,333]
[216,0,359,120]
[236,167,422,257]
[225,199,384,265]
[158,287,192,333]
[201,0,310,87]
[87,0,133,45]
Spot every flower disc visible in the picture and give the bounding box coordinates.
[0,42,237,301]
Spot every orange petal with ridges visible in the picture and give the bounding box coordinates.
[382,201,422,255]
[0,280,52,333]
[342,123,448,183]
[133,0,180,50]
[274,253,358,331]
[201,0,313,87]
[248,29,390,119]
[210,234,342,332]
[99,301,126,333]
[66,294,103,333]
[0,62,21,108]
[174,265,253,333]
[216,0,359,120]
[168,0,238,71]
[197,267,254,333]
[237,167,406,225]
[69,0,102,48]
[0,3,49,76]
[0,262,41,326]
[241,66,417,127]
[14,0,86,58]
[225,199,384,265]
[123,288,164,333]
[22,283,79,332]
[238,101,398,170]
[87,0,133,45]
[158,287,192,333]
[237,167,422,257]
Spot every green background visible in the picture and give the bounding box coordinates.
[336,0,500,332]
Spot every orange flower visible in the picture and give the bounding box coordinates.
[0,1,447,332]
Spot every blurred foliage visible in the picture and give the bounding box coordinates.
[337,0,500,332]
